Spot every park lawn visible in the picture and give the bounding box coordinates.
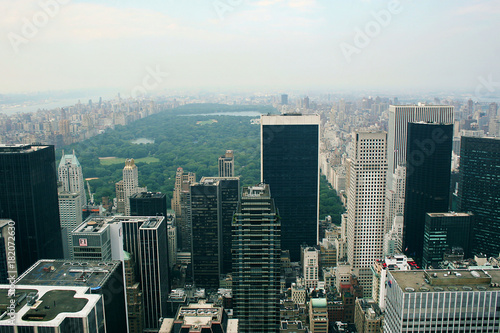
[99,156,160,166]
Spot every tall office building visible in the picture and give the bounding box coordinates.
[458,136,500,257]
[58,191,83,259]
[0,144,63,274]
[384,166,405,234]
[422,212,473,268]
[218,150,235,177]
[190,177,240,287]
[384,269,500,332]
[346,131,387,298]
[123,158,147,215]
[281,94,289,105]
[171,167,195,251]
[115,180,125,214]
[58,150,86,207]
[71,218,112,261]
[403,123,453,262]
[130,192,167,217]
[261,114,320,261]
[233,184,281,333]
[190,180,220,289]
[139,217,169,331]
[387,105,454,186]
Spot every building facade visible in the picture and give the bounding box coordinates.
[0,144,63,274]
[458,136,500,257]
[403,123,453,262]
[384,269,500,332]
[261,114,320,261]
[422,212,473,268]
[218,150,235,177]
[130,192,167,217]
[233,184,281,333]
[58,151,86,207]
[347,131,387,297]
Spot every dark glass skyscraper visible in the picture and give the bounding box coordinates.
[261,114,320,261]
[458,136,500,257]
[190,177,240,288]
[233,184,280,333]
[0,144,63,274]
[422,212,472,268]
[130,192,167,217]
[403,123,453,262]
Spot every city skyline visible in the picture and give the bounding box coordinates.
[1,1,499,97]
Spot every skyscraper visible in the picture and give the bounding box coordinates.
[58,150,86,207]
[130,192,167,217]
[58,191,83,259]
[139,217,169,330]
[123,158,140,215]
[0,144,63,274]
[403,122,453,262]
[346,131,387,297]
[422,212,473,268]
[218,150,235,177]
[233,184,280,333]
[261,114,320,261]
[458,136,500,257]
[171,167,195,251]
[190,180,220,289]
[387,105,454,186]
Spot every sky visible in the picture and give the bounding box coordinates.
[1,0,499,97]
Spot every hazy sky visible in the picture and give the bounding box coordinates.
[1,0,499,96]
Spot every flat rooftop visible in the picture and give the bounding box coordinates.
[0,144,49,153]
[0,285,100,327]
[73,217,109,233]
[130,192,166,199]
[390,269,500,293]
[427,212,472,218]
[16,260,120,288]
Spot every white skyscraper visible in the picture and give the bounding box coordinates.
[303,246,319,289]
[387,104,454,187]
[58,150,86,207]
[384,165,406,234]
[122,158,146,215]
[347,131,387,297]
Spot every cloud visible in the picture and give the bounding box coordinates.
[452,1,500,16]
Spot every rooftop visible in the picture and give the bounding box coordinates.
[0,285,100,327]
[0,144,49,153]
[16,260,120,289]
[130,192,166,199]
[389,269,500,293]
[73,217,109,234]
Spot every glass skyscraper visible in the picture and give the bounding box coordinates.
[403,122,453,262]
[0,144,63,274]
[261,114,320,261]
[458,136,500,257]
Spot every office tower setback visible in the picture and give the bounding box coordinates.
[261,114,320,261]
[130,191,167,217]
[140,217,169,330]
[458,136,500,257]
[233,184,280,333]
[346,131,387,297]
[218,150,235,177]
[422,212,473,268]
[387,105,453,187]
[0,144,63,274]
[384,269,500,332]
[403,122,453,262]
[58,151,86,206]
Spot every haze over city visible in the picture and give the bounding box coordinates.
[1,0,499,96]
